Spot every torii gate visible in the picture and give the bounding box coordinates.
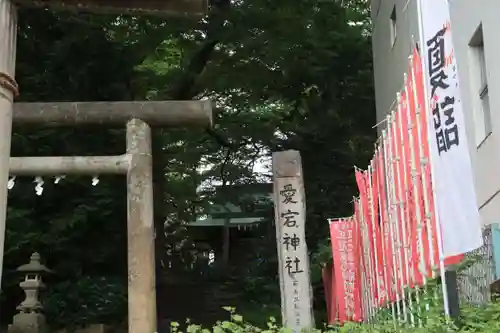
[0,1,210,333]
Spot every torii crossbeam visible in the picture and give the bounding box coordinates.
[8,101,212,333]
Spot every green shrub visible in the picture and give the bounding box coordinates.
[43,276,127,329]
[168,301,500,333]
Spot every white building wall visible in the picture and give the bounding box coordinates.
[449,0,500,226]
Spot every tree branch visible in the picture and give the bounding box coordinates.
[167,0,231,147]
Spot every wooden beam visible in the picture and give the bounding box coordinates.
[13,0,208,16]
[9,155,129,175]
[13,100,213,127]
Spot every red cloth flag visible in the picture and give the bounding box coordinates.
[376,148,396,302]
[369,159,387,306]
[400,79,425,286]
[353,199,370,317]
[355,169,385,305]
[411,47,463,270]
[329,217,364,323]
[386,116,408,293]
[393,99,418,288]
[322,262,338,325]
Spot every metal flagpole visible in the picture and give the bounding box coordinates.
[355,198,370,323]
[409,52,437,280]
[359,194,375,321]
[396,95,423,327]
[355,198,367,321]
[363,251,370,321]
[390,109,416,327]
[381,130,402,323]
[382,126,406,323]
[376,146,397,326]
[415,0,451,318]
[368,163,382,316]
[408,52,440,311]
[403,75,432,320]
[386,115,410,324]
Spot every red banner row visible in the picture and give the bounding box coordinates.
[324,48,463,325]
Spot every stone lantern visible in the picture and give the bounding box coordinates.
[8,253,52,333]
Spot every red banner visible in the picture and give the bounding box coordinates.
[396,80,420,286]
[327,45,468,325]
[354,171,374,302]
[393,98,418,288]
[411,47,463,271]
[412,46,435,273]
[329,217,363,323]
[375,148,396,303]
[355,169,385,305]
[389,112,411,290]
[406,55,432,285]
[368,160,387,306]
[322,263,338,325]
[353,198,369,317]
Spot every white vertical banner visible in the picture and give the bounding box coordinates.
[418,0,483,257]
[272,150,314,333]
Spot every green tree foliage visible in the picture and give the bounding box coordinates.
[1,0,375,326]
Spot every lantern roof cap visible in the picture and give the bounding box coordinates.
[17,253,52,274]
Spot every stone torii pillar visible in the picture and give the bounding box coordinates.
[9,101,212,333]
[0,0,18,291]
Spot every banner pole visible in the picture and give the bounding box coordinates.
[355,199,370,322]
[409,53,437,282]
[359,195,375,321]
[387,115,410,323]
[375,146,397,326]
[390,109,416,327]
[382,127,405,323]
[395,94,424,327]
[381,130,401,323]
[368,163,383,313]
[408,51,442,313]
